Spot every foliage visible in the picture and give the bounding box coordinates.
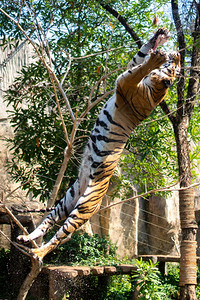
[44,231,117,266]
[104,275,132,300]
[132,259,167,299]
[5,61,79,201]
[188,104,200,180]
[132,259,180,300]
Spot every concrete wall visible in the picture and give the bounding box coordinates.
[0,40,35,248]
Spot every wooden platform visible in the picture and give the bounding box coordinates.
[31,256,200,299]
[42,264,137,279]
[42,255,200,280]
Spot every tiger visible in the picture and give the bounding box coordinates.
[17,28,180,260]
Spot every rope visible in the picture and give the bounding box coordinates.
[179,188,197,229]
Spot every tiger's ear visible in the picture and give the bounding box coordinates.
[163,79,173,87]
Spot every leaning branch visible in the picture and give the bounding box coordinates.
[99,1,142,48]
[99,182,200,212]
[0,204,38,248]
[171,0,186,109]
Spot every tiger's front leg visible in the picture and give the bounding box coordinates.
[118,50,168,89]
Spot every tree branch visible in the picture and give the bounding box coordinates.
[185,13,200,119]
[171,0,186,114]
[99,1,143,48]
[159,101,176,125]
[100,181,200,212]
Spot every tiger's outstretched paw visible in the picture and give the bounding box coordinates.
[151,28,171,50]
[17,234,31,244]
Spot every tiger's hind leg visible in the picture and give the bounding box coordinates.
[26,185,103,260]
[17,179,81,244]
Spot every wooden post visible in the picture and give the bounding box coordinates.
[179,188,198,298]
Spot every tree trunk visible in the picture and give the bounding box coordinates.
[173,116,198,299]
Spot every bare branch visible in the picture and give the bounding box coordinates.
[0,204,38,248]
[47,146,72,209]
[99,1,143,48]
[86,67,125,108]
[100,181,200,212]
[0,230,32,257]
[50,74,70,145]
[159,101,176,125]
[171,0,186,111]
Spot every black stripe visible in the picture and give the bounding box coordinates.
[103,109,125,130]
[70,185,75,198]
[110,131,129,138]
[96,134,123,144]
[116,89,137,128]
[132,57,137,65]
[91,161,102,168]
[62,226,70,235]
[94,172,114,183]
[88,180,110,189]
[138,50,147,58]
[94,128,100,133]
[57,207,62,220]
[90,134,96,143]
[48,213,56,223]
[68,220,78,229]
[76,203,99,214]
[96,117,109,130]
[64,204,68,217]
[83,185,106,197]
[92,142,113,157]
[92,170,102,176]
[130,101,147,120]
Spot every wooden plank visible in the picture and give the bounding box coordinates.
[118,264,137,274]
[138,255,180,263]
[73,266,91,276]
[104,266,117,274]
[43,253,200,281]
[91,266,104,275]
[43,266,78,278]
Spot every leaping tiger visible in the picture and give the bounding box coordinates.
[17,28,180,260]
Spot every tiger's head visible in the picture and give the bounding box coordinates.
[161,51,181,88]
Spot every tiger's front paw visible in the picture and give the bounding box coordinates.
[149,50,167,68]
[17,234,31,244]
[150,28,171,50]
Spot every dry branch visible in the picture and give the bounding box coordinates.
[99,182,200,212]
